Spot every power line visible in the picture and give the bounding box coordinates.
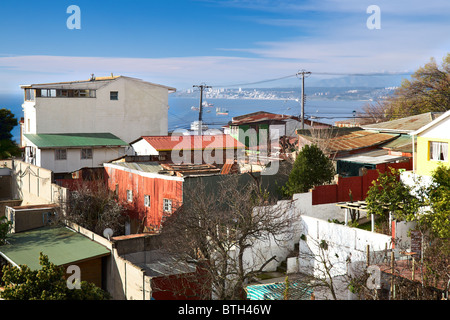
[210,74,298,88]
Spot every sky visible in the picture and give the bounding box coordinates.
[0,0,448,93]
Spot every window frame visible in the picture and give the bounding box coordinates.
[55,149,67,161]
[110,91,119,101]
[144,195,151,208]
[429,141,448,162]
[163,198,172,213]
[127,190,133,203]
[81,148,93,160]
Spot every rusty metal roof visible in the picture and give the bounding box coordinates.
[299,129,398,153]
[327,131,398,153]
[231,111,331,127]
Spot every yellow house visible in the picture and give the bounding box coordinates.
[412,110,450,176]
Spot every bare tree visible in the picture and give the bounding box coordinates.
[56,179,127,236]
[157,174,298,300]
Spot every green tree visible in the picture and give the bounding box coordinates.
[366,168,422,232]
[0,253,110,300]
[0,108,21,159]
[0,216,13,245]
[365,53,450,121]
[282,144,335,197]
[422,164,450,239]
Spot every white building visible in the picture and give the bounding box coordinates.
[21,75,176,145]
[23,132,129,175]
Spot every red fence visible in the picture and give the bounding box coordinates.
[312,159,413,205]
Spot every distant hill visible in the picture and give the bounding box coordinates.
[309,74,408,88]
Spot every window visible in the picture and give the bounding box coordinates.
[25,88,35,101]
[127,190,133,202]
[55,149,67,160]
[81,148,93,160]
[144,195,151,208]
[110,91,119,100]
[163,199,172,212]
[430,141,448,162]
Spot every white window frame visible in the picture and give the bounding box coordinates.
[144,195,150,208]
[429,141,448,162]
[163,199,172,213]
[127,190,133,202]
[55,149,67,161]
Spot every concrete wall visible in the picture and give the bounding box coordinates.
[296,215,392,278]
[293,192,349,222]
[65,221,152,300]
[3,160,68,206]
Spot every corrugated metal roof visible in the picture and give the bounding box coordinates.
[113,162,163,174]
[327,131,398,152]
[231,111,331,127]
[361,112,444,133]
[381,135,415,153]
[246,281,313,300]
[24,133,129,148]
[0,226,110,270]
[138,134,245,151]
[301,130,398,153]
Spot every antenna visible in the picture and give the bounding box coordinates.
[103,228,114,240]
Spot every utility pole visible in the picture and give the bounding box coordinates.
[296,70,311,130]
[193,84,212,135]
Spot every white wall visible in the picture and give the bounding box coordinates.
[132,139,159,156]
[38,147,126,174]
[297,215,392,278]
[4,159,68,206]
[419,114,450,139]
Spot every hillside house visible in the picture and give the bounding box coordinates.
[0,225,111,289]
[20,75,176,145]
[410,110,450,177]
[23,132,129,177]
[228,111,330,155]
[130,134,245,167]
[104,161,286,234]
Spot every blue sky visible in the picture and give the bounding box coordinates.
[0,0,448,93]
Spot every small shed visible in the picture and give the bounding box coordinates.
[0,226,111,288]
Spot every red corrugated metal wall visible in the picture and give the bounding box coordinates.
[105,167,183,231]
[312,159,412,205]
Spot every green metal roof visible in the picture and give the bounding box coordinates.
[24,133,129,148]
[0,226,110,270]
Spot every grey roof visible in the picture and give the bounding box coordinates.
[123,250,196,278]
[336,149,409,165]
[361,112,444,134]
[361,112,442,133]
[112,162,164,174]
